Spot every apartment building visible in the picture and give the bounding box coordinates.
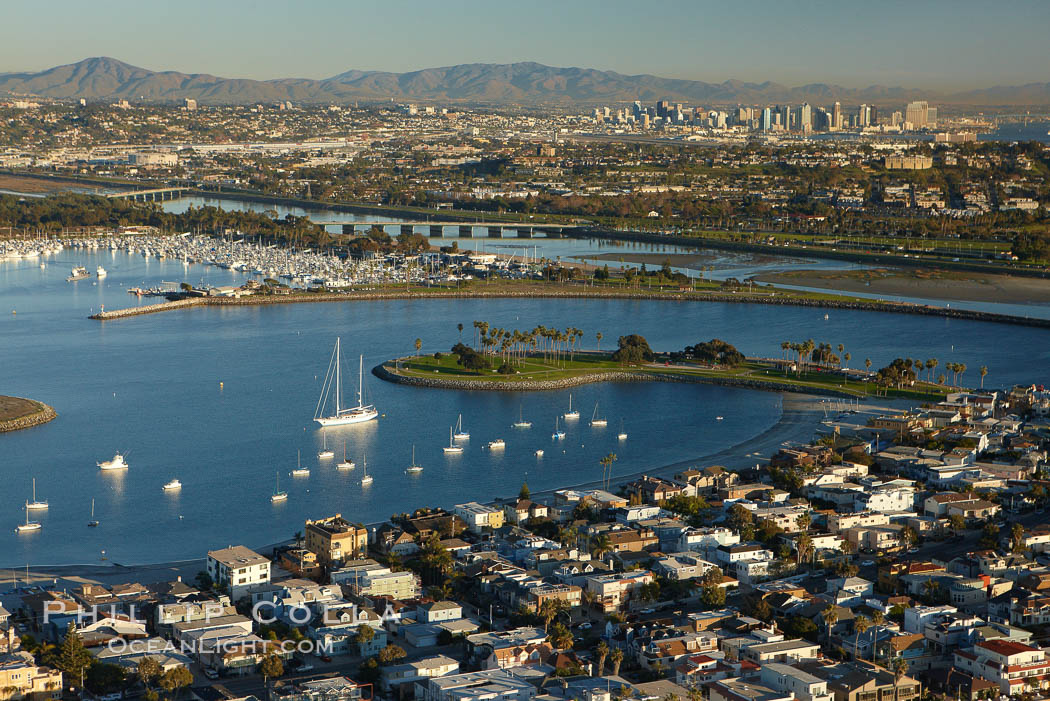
[206,546,271,601]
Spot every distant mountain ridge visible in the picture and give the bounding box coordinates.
[2,57,1049,106]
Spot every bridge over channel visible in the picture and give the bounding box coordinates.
[309,220,581,238]
[106,187,189,202]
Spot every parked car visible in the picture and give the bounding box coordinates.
[202,668,219,680]
[860,560,876,567]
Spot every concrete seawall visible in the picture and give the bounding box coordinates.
[372,363,858,398]
[87,289,1050,328]
[0,399,57,433]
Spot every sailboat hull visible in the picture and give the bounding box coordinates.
[315,407,378,426]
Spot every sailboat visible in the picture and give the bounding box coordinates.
[317,431,334,459]
[16,504,41,533]
[590,402,607,427]
[88,499,99,527]
[26,478,48,510]
[443,427,463,454]
[564,394,579,420]
[513,405,532,429]
[552,416,566,440]
[291,450,310,477]
[337,441,355,469]
[271,472,288,502]
[617,419,627,441]
[360,456,373,486]
[406,445,423,474]
[453,414,469,441]
[314,338,378,426]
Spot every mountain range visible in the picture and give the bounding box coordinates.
[2,57,1049,106]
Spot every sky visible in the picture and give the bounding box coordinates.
[2,0,1049,91]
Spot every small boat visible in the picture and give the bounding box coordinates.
[716,416,724,421]
[88,498,99,527]
[823,313,829,320]
[617,419,627,441]
[443,426,463,454]
[360,457,373,486]
[453,414,470,441]
[337,440,355,469]
[314,340,378,426]
[488,438,506,450]
[16,504,41,533]
[97,453,128,470]
[513,405,532,429]
[271,472,288,503]
[535,449,544,457]
[67,266,90,281]
[564,394,579,421]
[163,479,182,491]
[590,402,607,427]
[291,450,310,477]
[26,478,48,510]
[317,430,334,459]
[552,416,566,440]
[406,445,423,474]
[96,266,107,278]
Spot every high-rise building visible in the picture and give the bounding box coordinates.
[183,98,197,111]
[799,103,812,132]
[869,106,878,126]
[832,102,842,130]
[927,107,938,128]
[761,107,772,132]
[905,101,929,129]
[779,105,791,131]
[858,104,869,127]
[641,113,650,129]
[656,100,671,118]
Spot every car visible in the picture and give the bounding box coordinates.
[578,622,592,630]
[907,548,920,554]
[296,663,315,672]
[860,560,876,567]
[202,668,219,680]
[639,607,655,614]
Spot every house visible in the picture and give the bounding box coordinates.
[206,546,271,601]
[953,639,1050,694]
[305,515,368,567]
[625,475,683,503]
[454,502,505,533]
[584,571,654,612]
[414,669,535,701]
[418,601,462,623]
[707,677,793,701]
[331,559,420,600]
[503,499,549,525]
[0,652,62,701]
[760,662,834,701]
[383,655,460,695]
[802,661,921,701]
[741,639,820,664]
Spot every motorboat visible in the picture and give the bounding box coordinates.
[96,266,107,278]
[163,479,182,491]
[97,453,128,470]
[487,439,506,450]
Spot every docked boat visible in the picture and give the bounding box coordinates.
[88,498,99,527]
[552,416,566,440]
[97,453,128,470]
[25,478,47,510]
[317,431,334,459]
[67,266,90,281]
[590,402,607,427]
[291,450,310,477]
[453,414,469,441]
[16,504,41,533]
[314,338,378,426]
[271,472,288,503]
[443,427,463,454]
[513,405,532,429]
[96,266,107,278]
[337,441,355,469]
[564,394,579,421]
[487,439,506,450]
[406,446,423,474]
[360,457,373,486]
[163,479,182,491]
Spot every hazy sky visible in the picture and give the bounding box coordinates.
[3,0,1048,90]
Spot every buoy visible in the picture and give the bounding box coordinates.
[219,382,224,389]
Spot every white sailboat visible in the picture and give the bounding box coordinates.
[271,472,288,502]
[453,414,469,441]
[26,478,48,510]
[314,339,378,426]
[88,499,99,527]
[564,394,579,420]
[513,405,532,429]
[317,430,334,459]
[617,419,627,441]
[552,416,566,440]
[590,402,607,427]
[16,504,41,533]
[360,456,373,486]
[443,427,463,454]
[337,441,355,469]
[406,445,423,474]
[97,453,128,470]
[291,450,310,477]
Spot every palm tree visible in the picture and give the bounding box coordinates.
[853,615,869,661]
[891,655,908,701]
[599,453,618,491]
[926,358,938,383]
[591,534,613,559]
[979,365,988,389]
[595,641,609,676]
[822,605,839,648]
[596,332,603,352]
[609,647,624,677]
[457,323,463,341]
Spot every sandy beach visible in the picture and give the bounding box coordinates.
[755,268,1050,305]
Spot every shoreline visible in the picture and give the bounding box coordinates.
[87,287,1050,329]
[0,396,57,433]
[0,394,830,575]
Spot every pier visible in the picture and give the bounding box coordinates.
[322,220,575,238]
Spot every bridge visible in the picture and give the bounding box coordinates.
[106,187,188,202]
[308,220,582,238]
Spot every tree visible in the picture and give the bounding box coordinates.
[891,655,909,701]
[609,647,624,677]
[701,584,726,608]
[727,504,755,540]
[611,334,655,365]
[137,657,162,689]
[86,663,126,695]
[457,323,463,341]
[599,453,618,491]
[158,666,192,700]
[591,534,613,559]
[853,615,869,661]
[596,332,603,351]
[822,605,839,647]
[519,482,530,500]
[979,365,988,389]
[355,624,375,644]
[949,514,965,536]
[414,338,422,355]
[539,598,568,633]
[548,621,573,650]
[260,654,284,684]
[377,644,408,665]
[55,625,93,688]
[1011,522,1026,553]
[594,641,609,677]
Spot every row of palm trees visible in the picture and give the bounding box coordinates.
[823,604,910,689]
[464,321,589,366]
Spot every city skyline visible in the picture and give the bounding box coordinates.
[2,0,1049,91]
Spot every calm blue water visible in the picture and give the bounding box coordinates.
[3,248,1049,567]
[980,120,1050,144]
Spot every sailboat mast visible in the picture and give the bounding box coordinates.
[335,338,341,413]
[358,355,364,407]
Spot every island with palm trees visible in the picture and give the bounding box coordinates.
[375,325,957,400]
